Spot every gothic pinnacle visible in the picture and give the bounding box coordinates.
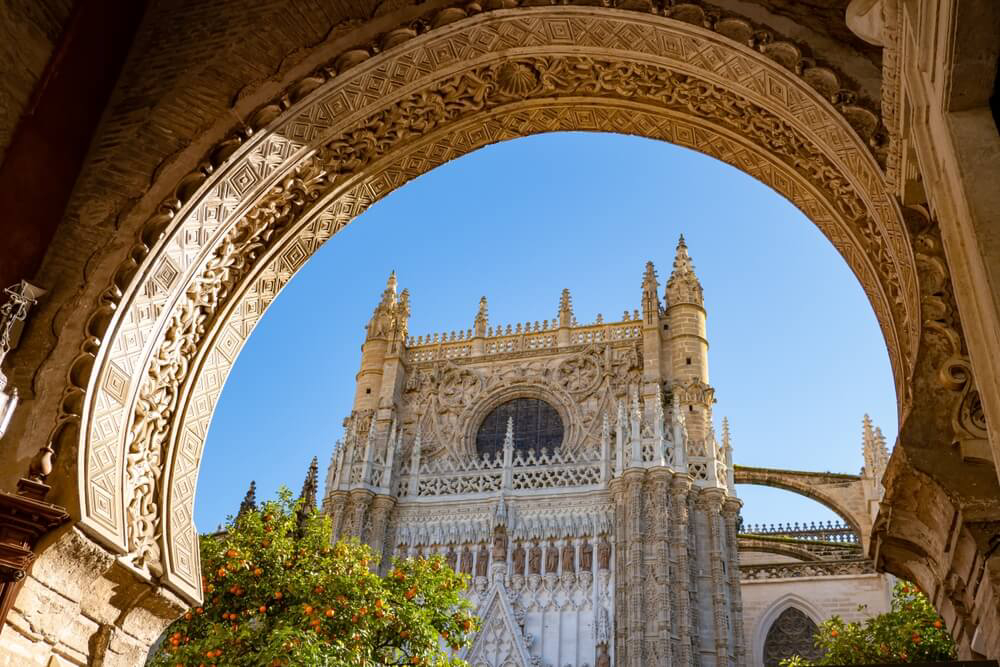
[642,260,660,321]
[474,295,489,336]
[666,233,703,307]
[387,270,397,293]
[558,288,573,327]
[298,456,319,509]
[237,480,257,519]
[295,457,319,539]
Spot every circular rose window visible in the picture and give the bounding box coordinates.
[475,398,564,457]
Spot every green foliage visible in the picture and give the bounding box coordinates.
[149,489,478,667]
[780,581,956,665]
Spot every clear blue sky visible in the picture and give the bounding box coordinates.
[195,132,897,532]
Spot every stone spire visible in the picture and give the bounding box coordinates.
[474,296,489,337]
[641,260,661,324]
[237,480,257,519]
[298,457,319,510]
[296,457,319,538]
[665,235,704,307]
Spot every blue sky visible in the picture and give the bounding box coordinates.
[194,132,897,532]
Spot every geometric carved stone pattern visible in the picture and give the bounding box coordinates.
[66,7,918,603]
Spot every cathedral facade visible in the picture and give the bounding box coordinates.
[321,238,744,667]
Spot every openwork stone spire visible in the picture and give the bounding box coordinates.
[666,235,704,307]
[237,480,257,519]
[366,270,409,342]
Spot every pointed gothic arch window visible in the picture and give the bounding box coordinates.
[476,398,563,458]
[763,607,822,667]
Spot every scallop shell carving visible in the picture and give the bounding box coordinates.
[495,62,539,97]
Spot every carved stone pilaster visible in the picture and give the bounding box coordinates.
[670,475,693,665]
[609,477,628,665]
[325,491,349,542]
[722,497,745,665]
[624,471,644,667]
[368,495,396,561]
[700,488,730,665]
[649,469,673,665]
[347,489,374,541]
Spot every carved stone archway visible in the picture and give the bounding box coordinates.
[58,7,916,605]
[8,2,996,662]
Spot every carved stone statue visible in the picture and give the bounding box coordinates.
[445,547,457,570]
[580,539,593,570]
[460,545,473,575]
[476,542,490,577]
[528,540,542,575]
[596,643,611,667]
[561,542,575,572]
[492,527,508,562]
[545,540,559,574]
[597,535,611,570]
[513,544,525,575]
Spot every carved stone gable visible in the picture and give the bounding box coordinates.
[464,585,533,667]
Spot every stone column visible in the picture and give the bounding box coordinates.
[701,488,730,666]
[624,471,644,667]
[347,489,374,541]
[609,477,628,664]
[368,495,396,563]
[722,497,746,665]
[670,474,693,666]
[326,490,349,542]
[650,469,673,665]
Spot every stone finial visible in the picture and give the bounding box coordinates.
[237,480,257,519]
[642,260,661,322]
[558,288,573,327]
[474,296,489,336]
[665,234,704,307]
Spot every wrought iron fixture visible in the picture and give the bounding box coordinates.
[0,281,45,440]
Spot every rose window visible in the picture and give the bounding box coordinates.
[475,398,564,457]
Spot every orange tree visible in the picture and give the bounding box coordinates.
[781,581,956,665]
[149,489,478,666]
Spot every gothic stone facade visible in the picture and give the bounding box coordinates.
[322,239,745,667]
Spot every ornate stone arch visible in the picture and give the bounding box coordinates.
[42,5,920,604]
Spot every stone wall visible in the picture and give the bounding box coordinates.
[742,573,893,667]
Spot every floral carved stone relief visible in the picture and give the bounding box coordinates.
[63,8,919,603]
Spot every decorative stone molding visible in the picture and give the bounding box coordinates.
[44,6,917,607]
